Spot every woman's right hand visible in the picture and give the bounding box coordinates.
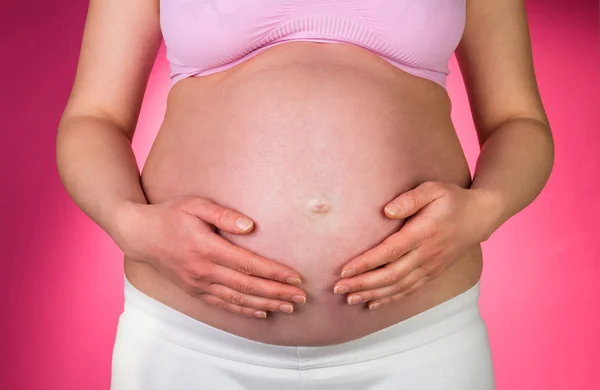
[114,195,307,319]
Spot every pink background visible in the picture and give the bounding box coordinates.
[1,0,599,389]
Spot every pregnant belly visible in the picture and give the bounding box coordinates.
[130,42,482,346]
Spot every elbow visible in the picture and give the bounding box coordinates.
[521,115,555,183]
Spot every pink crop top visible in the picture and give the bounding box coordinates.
[159,0,466,89]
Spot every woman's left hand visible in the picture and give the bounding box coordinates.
[333,180,497,311]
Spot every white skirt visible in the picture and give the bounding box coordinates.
[111,276,495,390]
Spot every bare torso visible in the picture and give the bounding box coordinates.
[125,42,483,347]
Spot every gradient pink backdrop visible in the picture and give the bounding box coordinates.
[1,1,599,389]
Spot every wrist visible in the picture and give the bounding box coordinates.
[112,200,149,259]
[470,187,506,242]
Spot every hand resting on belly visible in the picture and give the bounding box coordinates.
[117,195,309,319]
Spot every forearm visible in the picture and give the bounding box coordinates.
[469,117,555,240]
[56,114,147,245]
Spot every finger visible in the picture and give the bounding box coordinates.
[339,232,418,278]
[209,263,308,304]
[334,248,421,295]
[206,234,304,286]
[198,294,269,319]
[181,197,256,234]
[344,265,428,307]
[384,181,446,219]
[370,275,430,309]
[206,283,297,314]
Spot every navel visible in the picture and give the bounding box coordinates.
[307,197,333,214]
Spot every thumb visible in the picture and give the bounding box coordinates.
[182,197,255,234]
[384,181,445,219]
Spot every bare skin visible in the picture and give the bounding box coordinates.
[56,0,553,347]
[126,42,483,346]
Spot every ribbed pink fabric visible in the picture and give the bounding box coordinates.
[160,0,466,89]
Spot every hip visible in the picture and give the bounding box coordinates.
[125,245,483,345]
[111,272,495,390]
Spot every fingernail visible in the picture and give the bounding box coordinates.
[369,302,382,310]
[286,277,302,285]
[292,295,307,304]
[279,304,294,313]
[347,295,362,305]
[340,269,355,278]
[333,285,349,294]
[253,310,267,318]
[384,204,400,216]
[236,217,253,231]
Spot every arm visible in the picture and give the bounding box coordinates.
[332,0,556,307]
[455,0,555,240]
[56,0,307,317]
[56,0,162,247]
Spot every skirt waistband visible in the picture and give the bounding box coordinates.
[122,275,482,369]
